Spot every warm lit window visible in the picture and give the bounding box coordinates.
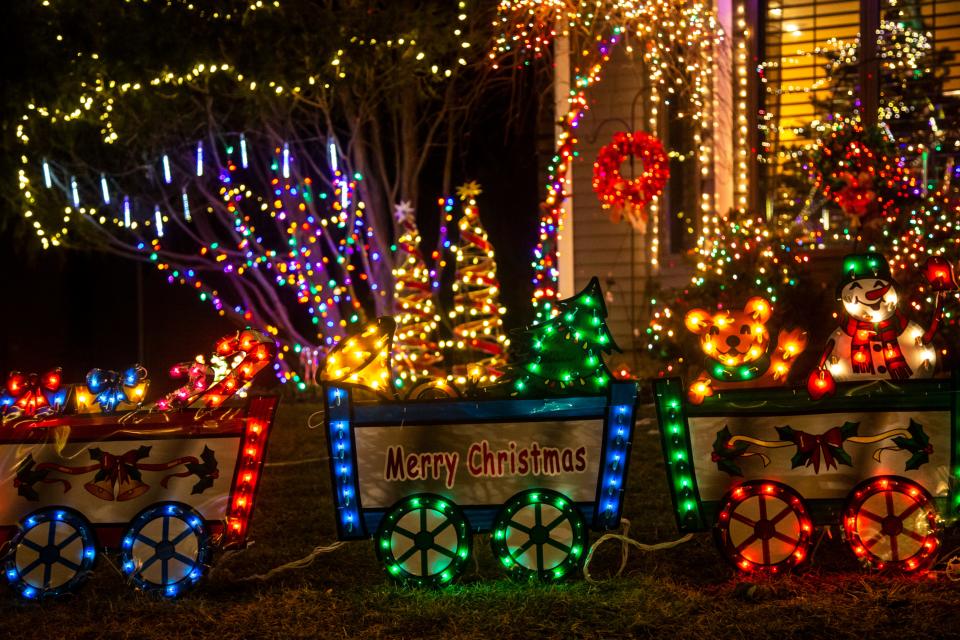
[759,0,960,223]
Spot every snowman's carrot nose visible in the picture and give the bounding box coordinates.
[864,284,891,301]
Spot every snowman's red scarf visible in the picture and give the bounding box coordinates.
[841,311,912,379]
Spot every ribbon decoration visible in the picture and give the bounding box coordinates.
[714,422,928,476]
[1,369,66,420]
[13,445,219,502]
[83,365,148,413]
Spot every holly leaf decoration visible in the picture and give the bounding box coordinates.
[186,446,220,495]
[840,421,860,440]
[13,455,46,502]
[892,419,932,471]
[775,425,808,469]
[711,426,750,476]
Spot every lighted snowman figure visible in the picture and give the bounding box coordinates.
[808,253,938,398]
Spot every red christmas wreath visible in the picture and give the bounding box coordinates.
[811,122,908,222]
[593,131,669,230]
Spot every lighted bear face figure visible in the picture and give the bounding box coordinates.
[685,297,773,367]
[839,278,899,323]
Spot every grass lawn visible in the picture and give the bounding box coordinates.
[2,401,960,639]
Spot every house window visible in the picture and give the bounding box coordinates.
[758,0,960,224]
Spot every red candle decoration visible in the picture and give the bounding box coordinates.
[592,131,669,230]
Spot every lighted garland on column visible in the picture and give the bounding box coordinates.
[447,182,509,383]
[593,131,670,231]
[391,201,443,385]
[491,2,722,321]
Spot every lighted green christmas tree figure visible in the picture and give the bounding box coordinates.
[506,277,621,395]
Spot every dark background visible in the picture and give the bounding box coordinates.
[0,107,543,388]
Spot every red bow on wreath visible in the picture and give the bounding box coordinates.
[593,131,669,232]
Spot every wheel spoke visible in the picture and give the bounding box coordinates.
[858,508,884,524]
[769,505,794,526]
[515,538,536,557]
[508,520,532,534]
[47,521,57,546]
[863,533,884,549]
[888,533,899,562]
[903,529,925,543]
[535,503,542,527]
[761,538,771,565]
[431,519,452,536]
[432,544,457,559]
[162,516,170,542]
[396,545,419,564]
[898,501,922,521]
[885,491,895,517]
[43,561,52,587]
[393,526,417,540]
[758,495,768,520]
[58,557,81,572]
[136,533,158,548]
[735,534,758,553]
[171,527,195,546]
[544,514,568,532]
[420,508,427,532]
[420,548,428,577]
[21,538,44,552]
[731,512,755,526]
[57,530,81,549]
[536,542,544,571]
[19,558,43,577]
[173,553,197,567]
[772,531,799,546]
[161,558,169,585]
[545,538,571,554]
[139,554,159,574]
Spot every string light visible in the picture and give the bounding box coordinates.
[445,182,509,384]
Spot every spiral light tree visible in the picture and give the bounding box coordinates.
[446,182,509,384]
[391,201,444,385]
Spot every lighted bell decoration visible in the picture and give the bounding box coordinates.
[923,256,959,292]
[321,316,396,394]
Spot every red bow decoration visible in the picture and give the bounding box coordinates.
[3,369,65,418]
[777,422,858,474]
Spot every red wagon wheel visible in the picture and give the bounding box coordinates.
[714,480,812,573]
[843,476,941,572]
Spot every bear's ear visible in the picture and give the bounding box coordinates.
[684,309,713,335]
[744,297,772,324]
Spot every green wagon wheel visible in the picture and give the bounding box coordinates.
[491,489,587,581]
[374,494,471,587]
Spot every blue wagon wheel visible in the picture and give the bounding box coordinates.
[119,503,212,597]
[374,494,471,587]
[490,489,587,581]
[3,507,97,600]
